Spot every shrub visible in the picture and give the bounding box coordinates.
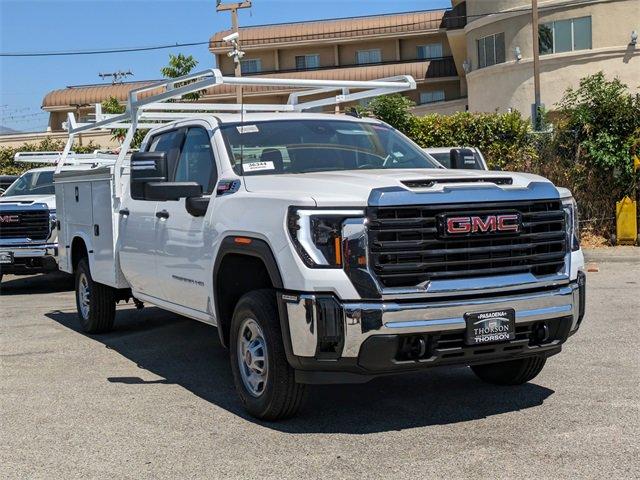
[409,111,537,171]
[0,138,100,176]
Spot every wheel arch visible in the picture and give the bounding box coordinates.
[213,236,284,348]
[69,232,95,273]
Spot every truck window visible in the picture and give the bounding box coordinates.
[220,119,439,175]
[174,127,217,194]
[2,170,54,197]
[147,129,184,175]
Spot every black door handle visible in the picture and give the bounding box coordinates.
[119,208,130,216]
[156,210,170,219]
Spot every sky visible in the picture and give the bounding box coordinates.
[0,0,450,132]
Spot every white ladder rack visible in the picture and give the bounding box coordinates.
[15,150,119,166]
[53,68,417,188]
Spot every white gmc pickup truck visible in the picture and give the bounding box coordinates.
[52,71,586,420]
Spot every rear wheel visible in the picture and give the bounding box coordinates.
[229,289,305,420]
[471,356,547,385]
[75,258,115,333]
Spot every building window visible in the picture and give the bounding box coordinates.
[240,58,262,74]
[539,17,592,55]
[417,43,443,60]
[356,49,382,64]
[420,90,445,104]
[295,54,320,70]
[477,32,505,68]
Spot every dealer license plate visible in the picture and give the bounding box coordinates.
[464,308,515,345]
[0,251,14,264]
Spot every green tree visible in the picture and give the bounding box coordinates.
[160,53,202,101]
[556,71,640,177]
[358,94,415,133]
[101,96,147,148]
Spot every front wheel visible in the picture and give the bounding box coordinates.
[471,356,547,385]
[75,258,115,333]
[229,289,305,420]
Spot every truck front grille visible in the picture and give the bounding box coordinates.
[368,200,566,288]
[0,209,50,241]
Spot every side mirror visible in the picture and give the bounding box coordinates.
[130,152,168,200]
[186,196,210,217]
[450,148,476,169]
[145,182,203,201]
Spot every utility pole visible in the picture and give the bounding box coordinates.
[216,1,252,103]
[531,0,542,129]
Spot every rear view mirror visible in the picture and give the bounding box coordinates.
[450,148,476,169]
[130,152,169,200]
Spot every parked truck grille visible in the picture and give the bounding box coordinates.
[367,200,566,288]
[0,209,50,241]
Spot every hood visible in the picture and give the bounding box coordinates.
[0,194,56,209]
[242,169,555,206]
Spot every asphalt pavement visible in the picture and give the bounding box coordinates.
[1,249,639,479]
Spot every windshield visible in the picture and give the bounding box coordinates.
[220,119,440,175]
[2,170,54,197]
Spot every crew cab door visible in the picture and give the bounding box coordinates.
[155,126,218,312]
[118,128,184,299]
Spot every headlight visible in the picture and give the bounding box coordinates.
[562,197,580,251]
[287,208,365,268]
[49,209,57,227]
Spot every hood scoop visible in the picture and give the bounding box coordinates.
[402,177,513,189]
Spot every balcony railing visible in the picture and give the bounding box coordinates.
[236,56,458,78]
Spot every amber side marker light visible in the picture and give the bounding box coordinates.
[234,237,253,245]
[334,236,342,265]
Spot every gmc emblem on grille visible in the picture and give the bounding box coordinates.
[444,214,521,235]
[0,215,20,224]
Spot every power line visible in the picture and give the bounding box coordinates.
[0,41,209,57]
[0,4,549,58]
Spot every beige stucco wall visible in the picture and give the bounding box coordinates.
[400,34,452,60]
[411,97,468,116]
[278,46,336,70]
[464,0,639,115]
[338,39,398,65]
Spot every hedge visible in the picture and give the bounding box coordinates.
[0,138,100,176]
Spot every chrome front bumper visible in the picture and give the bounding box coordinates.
[283,279,584,359]
[0,243,58,258]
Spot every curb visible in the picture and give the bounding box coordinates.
[583,247,640,264]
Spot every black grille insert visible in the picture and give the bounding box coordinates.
[0,209,50,241]
[368,200,566,288]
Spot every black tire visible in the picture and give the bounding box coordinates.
[74,258,115,333]
[471,356,547,385]
[229,289,305,420]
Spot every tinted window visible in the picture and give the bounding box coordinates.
[221,120,439,175]
[3,171,54,197]
[147,129,184,177]
[174,128,216,194]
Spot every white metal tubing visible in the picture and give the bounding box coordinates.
[55,133,76,174]
[61,71,417,138]
[221,75,414,90]
[144,102,295,112]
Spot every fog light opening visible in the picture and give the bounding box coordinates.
[532,322,550,345]
[397,335,431,361]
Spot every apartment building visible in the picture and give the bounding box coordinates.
[207,7,467,114]
[2,0,635,147]
[461,0,639,114]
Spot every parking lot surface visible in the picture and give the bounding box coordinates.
[1,250,639,479]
